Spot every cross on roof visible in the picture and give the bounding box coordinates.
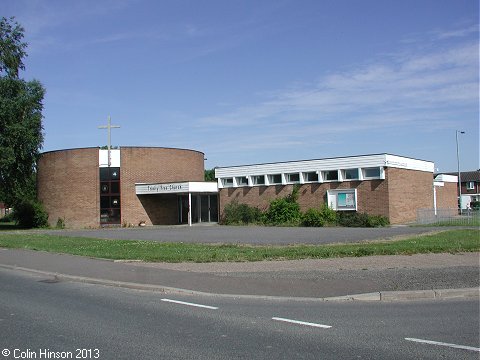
[98,115,120,167]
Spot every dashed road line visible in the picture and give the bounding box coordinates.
[161,298,218,310]
[272,317,332,329]
[405,338,480,352]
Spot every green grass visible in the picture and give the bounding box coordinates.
[0,229,478,263]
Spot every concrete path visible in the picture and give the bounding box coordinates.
[0,248,478,300]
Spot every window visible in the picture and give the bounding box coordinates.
[221,178,233,187]
[466,182,475,190]
[303,172,318,182]
[236,176,248,186]
[251,175,265,185]
[343,169,359,180]
[268,174,282,184]
[363,167,381,179]
[323,170,338,181]
[99,167,121,224]
[286,173,300,183]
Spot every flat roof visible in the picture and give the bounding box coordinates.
[215,153,434,178]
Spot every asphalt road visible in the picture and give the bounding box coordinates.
[36,225,452,245]
[1,268,478,360]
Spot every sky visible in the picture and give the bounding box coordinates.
[2,0,479,172]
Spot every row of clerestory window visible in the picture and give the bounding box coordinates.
[219,167,382,188]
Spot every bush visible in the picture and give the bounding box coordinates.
[302,208,325,227]
[337,211,369,227]
[337,211,389,227]
[319,203,337,225]
[366,215,390,227]
[222,201,262,225]
[56,217,65,229]
[470,201,480,210]
[263,197,302,225]
[12,200,49,228]
[0,212,14,223]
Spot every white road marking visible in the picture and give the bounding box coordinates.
[161,298,218,310]
[272,317,332,329]
[405,338,480,352]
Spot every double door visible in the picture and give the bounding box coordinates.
[178,194,218,224]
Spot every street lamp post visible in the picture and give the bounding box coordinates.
[456,130,465,214]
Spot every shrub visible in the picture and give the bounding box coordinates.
[366,215,390,227]
[319,203,337,225]
[263,197,301,226]
[56,217,65,229]
[337,211,389,227]
[12,199,49,228]
[337,211,370,227]
[222,201,262,225]
[0,212,14,223]
[470,201,480,210]
[302,208,325,227]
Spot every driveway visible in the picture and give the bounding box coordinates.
[38,225,448,245]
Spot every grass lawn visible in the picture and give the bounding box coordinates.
[0,229,478,263]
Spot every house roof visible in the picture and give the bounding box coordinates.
[441,170,480,182]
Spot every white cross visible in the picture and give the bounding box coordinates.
[98,116,120,167]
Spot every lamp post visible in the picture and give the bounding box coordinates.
[456,130,465,214]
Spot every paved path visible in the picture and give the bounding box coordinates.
[0,248,478,299]
[35,225,451,245]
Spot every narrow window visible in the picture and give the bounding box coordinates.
[236,176,248,186]
[221,178,234,187]
[268,174,282,184]
[252,175,265,185]
[363,167,381,179]
[323,170,338,181]
[286,173,300,183]
[343,169,359,180]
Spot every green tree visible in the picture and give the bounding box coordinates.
[0,17,46,226]
[0,17,27,79]
[204,168,216,182]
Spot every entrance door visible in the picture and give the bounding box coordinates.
[177,194,219,225]
[178,196,189,224]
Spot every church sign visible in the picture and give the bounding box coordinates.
[135,182,190,194]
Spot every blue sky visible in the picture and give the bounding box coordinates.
[3,0,479,172]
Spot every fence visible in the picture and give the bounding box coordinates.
[416,208,480,226]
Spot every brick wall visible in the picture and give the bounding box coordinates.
[120,147,204,226]
[37,147,205,228]
[37,148,99,228]
[435,182,458,210]
[219,179,392,220]
[218,167,434,224]
[385,167,433,224]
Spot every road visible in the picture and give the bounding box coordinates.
[1,268,478,360]
[36,225,454,245]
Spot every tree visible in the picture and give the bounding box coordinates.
[204,168,216,182]
[0,17,45,221]
[0,17,27,78]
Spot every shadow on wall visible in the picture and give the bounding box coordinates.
[137,194,178,225]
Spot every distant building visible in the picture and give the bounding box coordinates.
[438,170,480,209]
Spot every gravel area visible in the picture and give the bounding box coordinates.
[130,252,479,273]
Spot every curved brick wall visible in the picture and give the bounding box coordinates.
[120,147,204,226]
[37,148,99,228]
[37,147,205,228]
